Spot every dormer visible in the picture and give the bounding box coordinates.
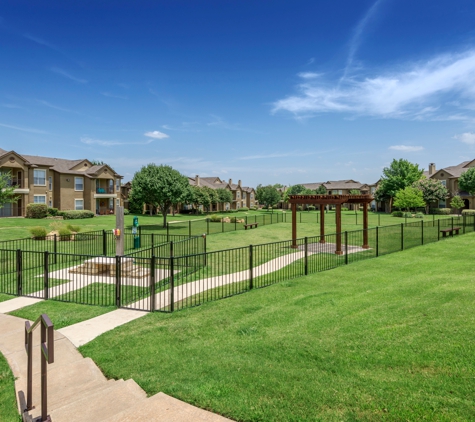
[70,159,93,171]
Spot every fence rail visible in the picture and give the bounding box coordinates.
[1,215,473,313]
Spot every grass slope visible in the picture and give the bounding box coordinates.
[80,233,475,421]
[0,352,20,422]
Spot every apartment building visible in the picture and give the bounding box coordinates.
[0,148,123,217]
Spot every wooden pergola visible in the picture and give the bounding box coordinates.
[288,194,374,254]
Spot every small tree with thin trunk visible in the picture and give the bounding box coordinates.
[216,188,233,210]
[458,167,475,210]
[450,195,465,216]
[413,178,448,214]
[0,172,19,211]
[393,187,425,212]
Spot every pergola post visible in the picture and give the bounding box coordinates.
[362,202,369,249]
[319,204,325,243]
[335,203,343,255]
[291,203,298,248]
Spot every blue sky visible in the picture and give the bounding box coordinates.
[2,0,475,187]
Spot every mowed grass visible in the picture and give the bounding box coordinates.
[80,233,475,421]
[0,352,21,422]
[0,293,15,303]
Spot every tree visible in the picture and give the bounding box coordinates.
[412,178,448,214]
[202,186,219,212]
[393,186,425,211]
[256,184,281,208]
[315,185,327,194]
[377,159,423,212]
[459,167,475,196]
[0,172,19,210]
[349,189,360,195]
[129,164,189,227]
[216,188,233,209]
[450,195,465,216]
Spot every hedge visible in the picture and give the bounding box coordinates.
[26,204,48,219]
[59,210,95,220]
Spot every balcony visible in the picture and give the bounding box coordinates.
[96,187,114,194]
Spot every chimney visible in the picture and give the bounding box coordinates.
[229,178,232,185]
[428,163,436,176]
[238,179,241,187]
[195,175,200,186]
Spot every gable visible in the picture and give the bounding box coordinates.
[0,151,30,170]
[70,160,94,171]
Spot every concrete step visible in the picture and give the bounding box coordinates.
[101,392,233,422]
[47,379,147,422]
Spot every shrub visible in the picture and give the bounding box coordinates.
[297,206,303,211]
[58,227,72,240]
[391,211,404,217]
[307,205,316,211]
[240,206,249,212]
[61,210,95,220]
[47,207,59,216]
[250,206,258,210]
[462,209,475,215]
[123,209,130,215]
[66,224,81,232]
[341,207,348,211]
[29,226,47,239]
[415,212,424,218]
[430,207,451,215]
[230,217,238,223]
[209,215,221,223]
[403,212,413,218]
[26,204,48,219]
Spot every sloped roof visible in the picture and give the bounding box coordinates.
[431,160,471,179]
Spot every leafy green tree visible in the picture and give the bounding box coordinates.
[256,184,281,208]
[412,178,448,214]
[129,164,189,227]
[216,188,233,210]
[393,186,425,211]
[349,189,360,195]
[202,186,219,212]
[315,184,327,194]
[0,172,19,210]
[459,167,475,195]
[450,195,465,216]
[377,159,423,211]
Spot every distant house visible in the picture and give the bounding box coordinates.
[187,176,257,211]
[426,160,475,210]
[0,148,123,217]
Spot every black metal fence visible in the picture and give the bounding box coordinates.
[0,215,473,313]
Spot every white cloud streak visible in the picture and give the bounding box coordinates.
[50,67,87,84]
[144,130,169,139]
[454,132,475,145]
[0,122,49,134]
[388,145,423,152]
[273,49,475,120]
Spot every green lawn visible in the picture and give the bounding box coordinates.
[0,352,20,422]
[0,293,15,303]
[80,233,475,421]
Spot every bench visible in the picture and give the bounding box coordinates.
[244,222,258,230]
[440,227,461,237]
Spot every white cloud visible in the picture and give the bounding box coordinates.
[297,72,321,79]
[454,132,475,145]
[0,122,49,134]
[389,145,424,152]
[144,130,169,139]
[273,49,475,120]
[50,67,87,84]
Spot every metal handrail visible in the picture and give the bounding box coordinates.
[25,314,55,422]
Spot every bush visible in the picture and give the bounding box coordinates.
[61,210,95,220]
[415,213,424,218]
[462,209,475,215]
[47,207,59,216]
[297,206,303,211]
[391,211,404,217]
[123,209,130,215]
[58,226,72,240]
[430,208,451,215]
[403,212,413,218]
[307,205,316,211]
[341,207,348,211]
[250,206,258,210]
[29,226,47,239]
[66,224,81,232]
[26,204,48,219]
[230,217,238,223]
[240,206,249,212]
[209,215,221,223]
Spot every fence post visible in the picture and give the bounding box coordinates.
[401,223,404,251]
[355,212,357,225]
[376,226,379,257]
[433,214,435,227]
[54,234,57,264]
[222,219,224,233]
[169,256,175,312]
[167,223,169,242]
[421,220,424,245]
[249,245,253,290]
[463,214,466,234]
[378,213,380,226]
[207,218,210,235]
[438,219,440,241]
[245,216,248,226]
[103,230,107,256]
[345,232,348,265]
[271,213,273,224]
[44,251,49,300]
[150,255,156,312]
[304,237,308,275]
[189,220,192,237]
[16,249,22,296]
[115,255,121,307]
[234,217,237,231]
[264,214,266,226]
[285,212,287,223]
[300,212,302,223]
[451,216,454,236]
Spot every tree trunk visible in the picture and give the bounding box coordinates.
[162,207,168,228]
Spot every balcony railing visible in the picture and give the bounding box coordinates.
[96,187,114,194]
[6,178,24,189]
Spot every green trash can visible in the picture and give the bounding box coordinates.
[134,236,141,249]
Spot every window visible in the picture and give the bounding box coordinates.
[237,203,240,209]
[75,177,84,191]
[75,199,84,210]
[116,179,120,192]
[48,200,52,207]
[439,199,446,208]
[243,193,246,200]
[251,193,254,199]
[332,190,343,195]
[48,176,52,191]
[34,169,46,186]
[237,191,240,198]
[109,198,114,209]
[116,199,120,207]
[34,195,46,204]
[440,180,447,187]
